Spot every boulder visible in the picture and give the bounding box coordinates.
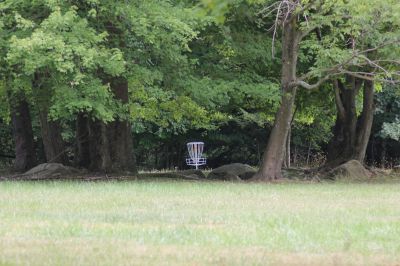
[20,163,81,180]
[207,163,256,181]
[327,160,373,180]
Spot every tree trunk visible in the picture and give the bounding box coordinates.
[81,77,136,174]
[11,97,36,171]
[369,138,376,166]
[75,113,90,168]
[38,110,68,164]
[380,139,387,168]
[33,72,68,164]
[88,119,111,171]
[283,126,291,168]
[284,106,296,168]
[106,77,136,173]
[325,78,374,168]
[252,20,299,181]
[306,141,312,167]
[354,80,374,162]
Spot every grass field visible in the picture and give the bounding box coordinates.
[0,180,400,265]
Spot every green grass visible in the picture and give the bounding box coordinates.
[0,180,400,265]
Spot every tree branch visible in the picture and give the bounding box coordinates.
[290,74,332,90]
[298,25,318,41]
[340,70,375,81]
[357,39,400,55]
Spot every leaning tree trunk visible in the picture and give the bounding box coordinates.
[252,20,299,181]
[10,96,37,171]
[325,78,374,168]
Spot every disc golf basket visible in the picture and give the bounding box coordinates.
[186,142,206,169]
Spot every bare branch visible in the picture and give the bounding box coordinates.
[271,1,283,58]
[261,1,400,88]
[295,38,400,89]
[357,39,400,55]
[260,0,306,58]
[341,70,396,83]
[290,74,332,90]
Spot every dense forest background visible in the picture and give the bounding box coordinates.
[0,0,399,174]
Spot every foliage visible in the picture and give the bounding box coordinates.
[375,86,400,141]
[5,6,125,122]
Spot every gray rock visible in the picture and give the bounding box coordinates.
[327,160,373,180]
[21,163,80,180]
[207,163,256,181]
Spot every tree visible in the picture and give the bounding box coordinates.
[325,78,374,167]
[251,0,400,180]
[196,0,399,175]
[9,93,36,171]
[1,0,205,173]
[0,1,40,170]
[3,3,127,171]
[323,0,400,168]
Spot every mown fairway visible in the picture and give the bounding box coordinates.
[0,180,400,265]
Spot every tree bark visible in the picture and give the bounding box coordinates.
[38,110,68,164]
[380,139,387,168]
[306,141,311,167]
[80,77,136,174]
[106,77,136,173]
[88,119,111,171]
[252,20,299,180]
[75,113,90,168]
[283,126,291,168]
[33,72,68,164]
[11,97,37,171]
[325,78,374,168]
[354,80,374,162]
[284,106,297,168]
